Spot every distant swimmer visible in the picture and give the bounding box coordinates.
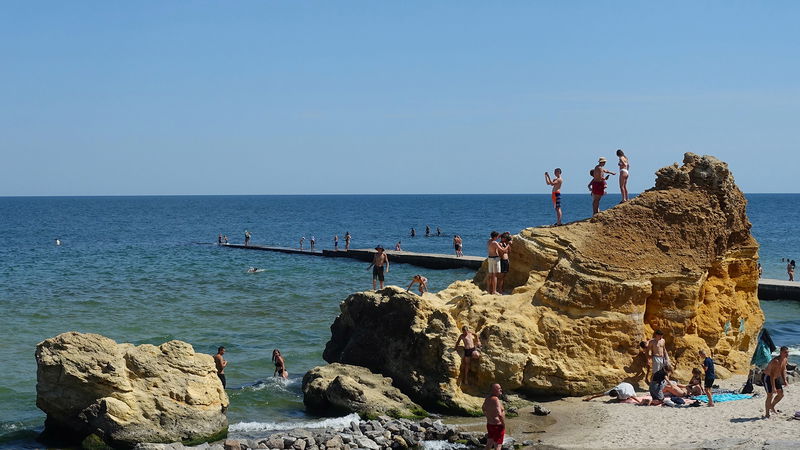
[425,225,431,237]
[590,157,615,215]
[453,235,463,257]
[395,241,402,251]
[617,149,630,202]
[544,168,563,226]
[410,228,416,237]
[244,230,252,246]
[214,346,227,388]
[436,226,441,236]
[55,238,61,246]
[367,245,390,290]
[406,274,428,295]
[345,232,351,251]
[272,349,288,379]
[482,384,505,450]
[247,267,263,273]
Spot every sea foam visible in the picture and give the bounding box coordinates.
[229,413,361,433]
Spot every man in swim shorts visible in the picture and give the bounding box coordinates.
[497,232,512,294]
[453,235,463,257]
[367,245,389,290]
[646,330,669,380]
[486,231,502,295]
[545,168,563,225]
[406,274,428,294]
[455,325,482,385]
[590,157,616,215]
[214,346,227,388]
[482,384,505,450]
[763,346,789,418]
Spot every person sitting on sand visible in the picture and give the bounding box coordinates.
[272,349,288,379]
[682,368,704,396]
[643,364,673,406]
[583,382,641,403]
[455,325,482,385]
[406,275,428,295]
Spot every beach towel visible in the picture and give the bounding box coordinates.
[692,393,754,403]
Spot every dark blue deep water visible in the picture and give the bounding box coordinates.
[0,193,798,447]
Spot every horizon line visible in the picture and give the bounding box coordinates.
[1,192,798,198]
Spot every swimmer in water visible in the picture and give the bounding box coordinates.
[247,267,260,273]
[55,238,61,246]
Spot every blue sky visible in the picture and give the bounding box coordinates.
[2,1,798,195]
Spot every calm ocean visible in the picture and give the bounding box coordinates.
[1,194,798,447]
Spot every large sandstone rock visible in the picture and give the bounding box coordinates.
[36,332,229,448]
[324,153,764,410]
[302,363,426,418]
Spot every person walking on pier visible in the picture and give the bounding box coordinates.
[345,232,351,251]
[299,236,305,249]
[486,231,502,295]
[334,234,339,251]
[482,384,505,450]
[454,235,463,257]
[545,168,563,226]
[367,245,390,290]
[788,260,795,281]
[244,230,252,246]
[310,236,316,250]
[214,347,227,388]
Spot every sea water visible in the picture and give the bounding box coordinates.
[0,194,798,447]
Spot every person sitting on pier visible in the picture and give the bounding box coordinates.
[406,275,428,295]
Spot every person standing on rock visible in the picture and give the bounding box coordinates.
[367,245,390,290]
[482,384,505,450]
[646,330,669,381]
[214,347,227,388]
[617,149,630,202]
[486,231,502,295]
[456,325,482,385]
[763,346,789,418]
[406,274,428,295]
[590,157,615,215]
[497,232,512,294]
[544,168,563,226]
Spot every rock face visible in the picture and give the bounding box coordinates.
[302,363,426,418]
[36,332,229,448]
[324,153,764,409]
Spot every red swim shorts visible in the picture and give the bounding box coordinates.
[591,180,605,196]
[486,423,505,444]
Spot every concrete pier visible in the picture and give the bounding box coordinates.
[758,278,800,301]
[217,243,483,270]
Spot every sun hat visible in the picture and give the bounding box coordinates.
[598,157,607,163]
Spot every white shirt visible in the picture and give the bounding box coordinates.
[609,382,636,400]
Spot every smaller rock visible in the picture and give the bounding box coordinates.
[391,435,408,449]
[224,440,241,450]
[533,404,551,416]
[266,436,284,449]
[324,435,343,448]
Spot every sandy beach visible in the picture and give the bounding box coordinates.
[505,375,800,449]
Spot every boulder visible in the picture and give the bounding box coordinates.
[323,153,764,409]
[36,332,229,448]
[302,363,426,419]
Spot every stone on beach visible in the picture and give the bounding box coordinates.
[302,363,426,419]
[36,331,229,448]
[323,153,764,410]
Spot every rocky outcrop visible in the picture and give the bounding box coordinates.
[36,332,229,448]
[324,153,764,409]
[302,363,427,419]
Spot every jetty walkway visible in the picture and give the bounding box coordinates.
[216,245,800,299]
[219,243,483,270]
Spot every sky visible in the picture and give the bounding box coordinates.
[1,1,799,195]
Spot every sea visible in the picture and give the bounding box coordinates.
[1,193,798,448]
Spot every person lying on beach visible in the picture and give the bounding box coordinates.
[583,382,642,403]
[406,275,428,294]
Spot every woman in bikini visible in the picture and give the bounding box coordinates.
[272,349,288,379]
[617,149,629,202]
